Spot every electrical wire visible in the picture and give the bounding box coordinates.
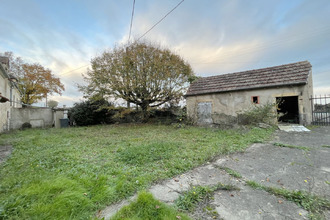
[57,0,184,77]
[57,64,90,76]
[136,0,184,42]
[128,0,136,43]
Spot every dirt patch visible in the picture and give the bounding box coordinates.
[0,145,12,164]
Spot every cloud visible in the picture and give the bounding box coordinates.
[48,94,83,107]
[1,0,330,107]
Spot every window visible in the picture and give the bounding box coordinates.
[252,96,259,104]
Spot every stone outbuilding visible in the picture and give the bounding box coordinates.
[186,61,313,126]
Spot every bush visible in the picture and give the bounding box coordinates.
[112,107,144,123]
[70,97,188,126]
[69,98,114,126]
[237,102,276,125]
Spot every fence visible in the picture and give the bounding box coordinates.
[310,95,330,126]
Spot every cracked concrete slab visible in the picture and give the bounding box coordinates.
[150,163,236,204]
[96,195,136,220]
[98,127,330,219]
[274,126,330,148]
[217,131,330,199]
[212,185,309,220]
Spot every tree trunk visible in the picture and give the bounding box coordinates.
[140,102,149,122]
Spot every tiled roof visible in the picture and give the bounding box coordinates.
[186,61,312,96]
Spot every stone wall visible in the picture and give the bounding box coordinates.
[10,108,54,130]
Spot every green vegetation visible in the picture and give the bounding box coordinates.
[110,191,190,220]
[321,145,330,148]
[273,142,310,151]
[237,102,277,125]
[305,125,319,130]
[203,205,220,219]
[175,183,239,211]
[246,180,330,219]
[218,166,242,178]
[0,124,273,219]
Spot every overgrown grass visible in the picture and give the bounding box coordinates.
[322,145,330,148]
[110,191,190,220]
[0,124,273,219]
[175,183,240,211]
[218,166,242,178]
[246,180,330,219]
[273,142,310,151]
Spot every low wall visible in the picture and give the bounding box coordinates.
[10,108,54,130]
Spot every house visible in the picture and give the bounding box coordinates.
[0,56,22,133]
[185,61,313,126]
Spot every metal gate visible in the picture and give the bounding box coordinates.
[310,95,330,126]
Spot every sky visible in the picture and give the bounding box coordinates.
[0,0,329,107]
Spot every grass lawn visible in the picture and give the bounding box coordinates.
[0,124,274,219]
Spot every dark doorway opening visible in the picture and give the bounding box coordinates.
[276,96,299,124]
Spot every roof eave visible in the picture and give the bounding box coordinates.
[185,82,307,97]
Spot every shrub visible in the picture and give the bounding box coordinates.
[237,102,276,125]
[69,97,114,126]
[112,107,144,123]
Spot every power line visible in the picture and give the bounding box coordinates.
[58,64,90,76]
[57,0,184,77]
[136,0,184,42]
[128,0,136,43]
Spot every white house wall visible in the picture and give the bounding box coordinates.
[0,72,10,132]
[0,67,22,132]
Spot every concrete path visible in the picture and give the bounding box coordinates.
[98,127,330,219]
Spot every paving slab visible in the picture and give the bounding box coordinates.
[98,127,330,219]
[278,125,310,132]
[216,143,330,199]
[96,195,136,220]
[212,185,309,220]
[274,126,330,148]
[150,163,236,204]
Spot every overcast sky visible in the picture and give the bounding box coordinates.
[0,0,329,107]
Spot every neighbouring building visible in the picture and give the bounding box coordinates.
[0,56,68,132]
[0,56,22,133]
[186,61,313,126]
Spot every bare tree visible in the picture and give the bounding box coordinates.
[80,41,194,117]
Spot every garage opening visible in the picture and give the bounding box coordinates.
[276,96,299,124]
